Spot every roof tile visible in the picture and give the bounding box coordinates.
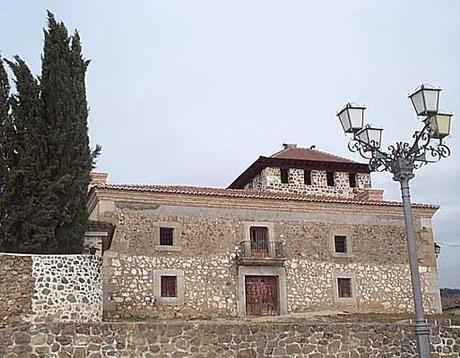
[92,183,438,209]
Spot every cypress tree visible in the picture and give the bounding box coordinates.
[0,13,100,253]
[0,57,10,245]
[0,56,54,252]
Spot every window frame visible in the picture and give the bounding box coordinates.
[154,269,184,305]
[334,235,347,254]
[243,222,275,258]
[249,226,269,257]
[330,231,353,258]
[154,222,182,252]
[332,272,357,304]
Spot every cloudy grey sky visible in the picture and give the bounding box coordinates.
[1,1,459,287]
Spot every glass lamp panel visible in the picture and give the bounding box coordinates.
[356,128,369,144]
[348,107,364,131]
[432,114,452,138]
[338,110,352,133]
[423,89,440,114]
[410,90,425,116]
[368,128,382,148]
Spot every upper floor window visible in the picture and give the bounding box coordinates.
[304,170,312,185]
[334,235,347,253]
[159,227,174,246]
[349,173,357,188]
[326,172,335,187]
[280,169,289,184]
[250,226,269,257]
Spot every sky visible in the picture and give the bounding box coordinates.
[1,1,459,288]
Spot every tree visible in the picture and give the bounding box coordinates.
[0,12,100,253]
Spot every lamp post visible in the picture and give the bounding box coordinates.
[337,84,453,358]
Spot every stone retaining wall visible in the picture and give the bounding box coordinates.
[0,255,34,327]
[0,321,459,357]
[0,254,102,325]
[32,255,102,323]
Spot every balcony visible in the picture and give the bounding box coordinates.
[236,239,286,266]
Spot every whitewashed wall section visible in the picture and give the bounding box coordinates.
[32,255,102,322]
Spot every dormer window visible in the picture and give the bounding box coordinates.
[349,173,357,188]
[326,172,335,187]
[280,169,289,184]
[304,170,312,185]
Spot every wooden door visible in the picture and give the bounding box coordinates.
[245,276,278,316]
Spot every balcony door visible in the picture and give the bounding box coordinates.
[250,226,269,257]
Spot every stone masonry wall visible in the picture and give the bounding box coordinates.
[246,167,372,197]
[104,252,237,320]
[0,254,102,325]
[32,255,102,323]
[0,255,34,327]
[103,204,440,319]
[285,259,437,313]
[1,321,459,357]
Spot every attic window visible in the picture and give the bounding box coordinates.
[280,169,289,184]
[349,173,357,188]
[326,172,335,187]
[304,170,312,185]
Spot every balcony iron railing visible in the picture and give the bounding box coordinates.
[237,239,286,265]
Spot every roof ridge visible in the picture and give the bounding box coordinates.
[306,147,358,164]
[269,147,289,158]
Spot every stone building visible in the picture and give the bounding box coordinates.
[88,144,442,320]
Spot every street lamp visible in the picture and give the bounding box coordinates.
[337,84,452,358]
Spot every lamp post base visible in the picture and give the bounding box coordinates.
[415,320,431,357]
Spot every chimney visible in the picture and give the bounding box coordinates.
[282,143,297,149]
[90,172,108,186]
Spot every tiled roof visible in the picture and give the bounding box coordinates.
[441,289,460,310]
[228,144,369,189]
[92,183,438,209]
[271,146,360,164]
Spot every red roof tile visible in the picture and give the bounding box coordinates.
[271,146,360,164]
[92,183,438,209]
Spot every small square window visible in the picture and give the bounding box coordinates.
[161,276,177,297]
[326,172,335,186]
[280,169,289,184]
[304,170,312,185]
[337,278,352,298]
[334,235,347,253]
[160,227,174,246]
[349,173,357,188]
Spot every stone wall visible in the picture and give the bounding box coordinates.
[102,202,441,319]
[244,167,372,198]
[104,252,237,320]
[0,254,102,325]
[32,255,102,323]
[1,321,459,357]
[0,255,34,327]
